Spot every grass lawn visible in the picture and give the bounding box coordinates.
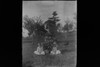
[22,31,77,67]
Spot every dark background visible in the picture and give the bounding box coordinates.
[1,0,98,67]
[22,0,76,1]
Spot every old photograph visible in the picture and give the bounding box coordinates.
[22,1,77,67]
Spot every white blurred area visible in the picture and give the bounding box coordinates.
[22,27,29,38]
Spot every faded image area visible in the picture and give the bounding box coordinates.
[22,1,77,67]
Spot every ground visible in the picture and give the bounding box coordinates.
[22,31,76,67]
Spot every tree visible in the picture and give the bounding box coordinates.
[38,11,63,54]
[23,15,46,37]
[23,15,49,43]
[23,15,36,36]
[44,11,61,37]
[63,18,76,32]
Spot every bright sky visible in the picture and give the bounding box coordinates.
[22,1,77,37]
[23,1,77,26]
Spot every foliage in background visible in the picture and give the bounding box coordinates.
[23,15,44,37]
[22,11,77,39]
[63,18,77,32]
